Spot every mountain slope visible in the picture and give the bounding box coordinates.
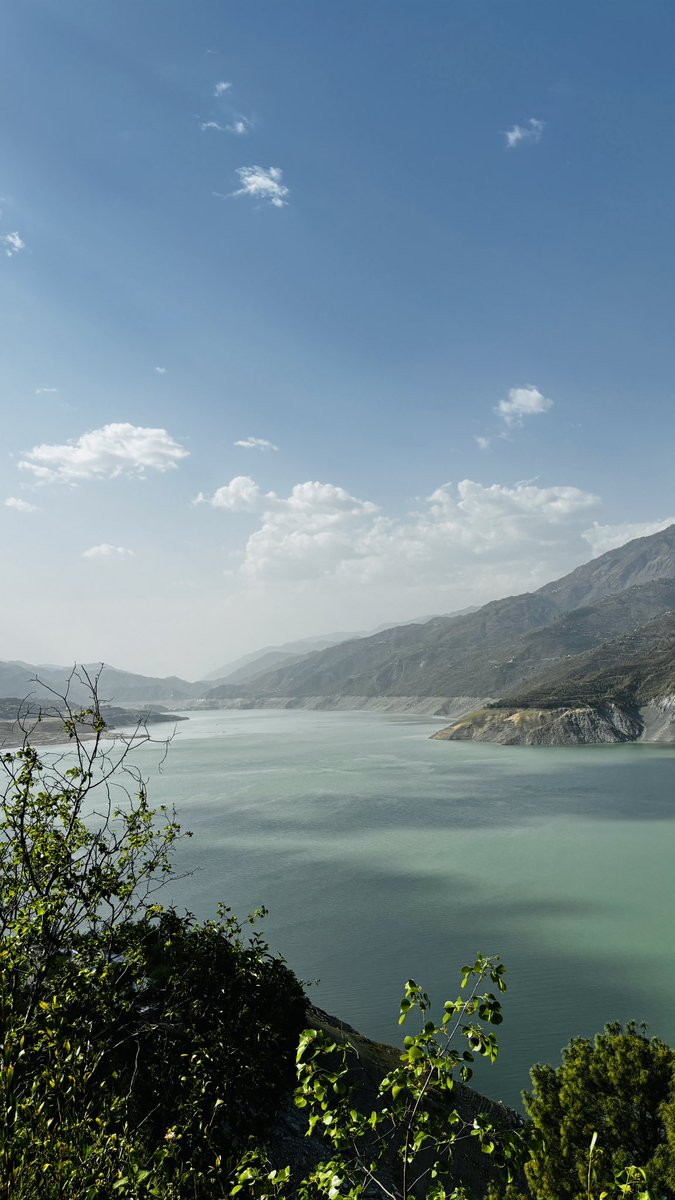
[207,526,675,702]
[204,634,362,683]
[499,611,675,708]
[0,662,206,705]
[434,612,675,746]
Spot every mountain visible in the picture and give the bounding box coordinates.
[204,634,365,684]
[434,613,675,746]
[206,526,675,703]
[204,615,465,685]
[499,611,675,709]
[0,662,207,705]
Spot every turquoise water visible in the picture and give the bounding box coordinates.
[131,708,675,1110]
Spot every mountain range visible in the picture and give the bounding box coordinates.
[204,525,675,708]
[1,525,673,745]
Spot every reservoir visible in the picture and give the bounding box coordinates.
[136,707,675,1110]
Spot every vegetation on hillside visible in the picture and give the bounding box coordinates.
[495,612,675,710]
[0,677,305,1198]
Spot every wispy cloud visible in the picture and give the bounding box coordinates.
[201,115,252,135]
[2,231,25,257]
[82,543,134,559]
[4,496,38,513]
[234,436,279,452]
[19,422,189,484]
[154,366,167,374]
[227,117,252,136]
[35,387,58,395]
[505,118,544,149]
[495,385,553,426]
[583,517,675,556]
[232,166,289,208]
[214,81,232,96]
[475,436,490,451]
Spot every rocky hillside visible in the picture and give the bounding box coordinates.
[433,612,675,746]
[433,703,645,747]
[498,611,675,710]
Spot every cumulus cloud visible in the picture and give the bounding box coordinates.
[4,496,38,512]
[198,474,598,593]
[505,118,544,149]
[583,517,675,556]
[239,482,379,582]
[194,475,273,512]
[234,436,279,452]
[2,232,25,257]
[19,422,189,484]
[475,436,490,451]
[232,166,289,208]
[154,366,167,374]
[35,386,58,395]
[82,544,134,559]
[495,385,553,426]
[214,81,232,96]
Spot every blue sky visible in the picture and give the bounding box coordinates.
[1,0,674,677]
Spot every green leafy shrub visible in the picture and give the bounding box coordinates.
[521,1022,675,1200]
[0,677,305,1198]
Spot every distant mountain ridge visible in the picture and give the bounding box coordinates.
[205,525,675,704]
[204,613,470,686]
[0,662,207,706]
[2,527,673,738]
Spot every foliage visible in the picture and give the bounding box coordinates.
[0,673,306,1199]
[231,956,526,1200]
[520,1022,675,1200]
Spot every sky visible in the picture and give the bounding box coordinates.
[1,0,674,679]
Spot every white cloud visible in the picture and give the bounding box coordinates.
[234,436,279,452]
[4,496,38,513]
[194,475,273,512]
[2,231,25,257]
[214,81,232,96]
[505,118,544,149]
[227,118,251,136]
[201,114,251,134]
[475,436,490,451]
[239,482,379,582]
[233,166,289,208]
[154,366,167,374]
[199,474,598,591]
[19,422,189,484]
[82,544,134,559]
[583,517,675,556]
[495,385,553,426]
[35,387,58,395]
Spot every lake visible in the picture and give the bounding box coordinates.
[132,707,675,1110]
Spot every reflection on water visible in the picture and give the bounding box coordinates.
[130,708,675,1110]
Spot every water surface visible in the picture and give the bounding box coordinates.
[134,708,675,1110]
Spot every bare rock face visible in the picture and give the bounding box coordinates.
[640,696,675,742]
[433,704,645,746]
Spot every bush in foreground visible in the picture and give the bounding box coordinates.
[0,678,305,1198]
